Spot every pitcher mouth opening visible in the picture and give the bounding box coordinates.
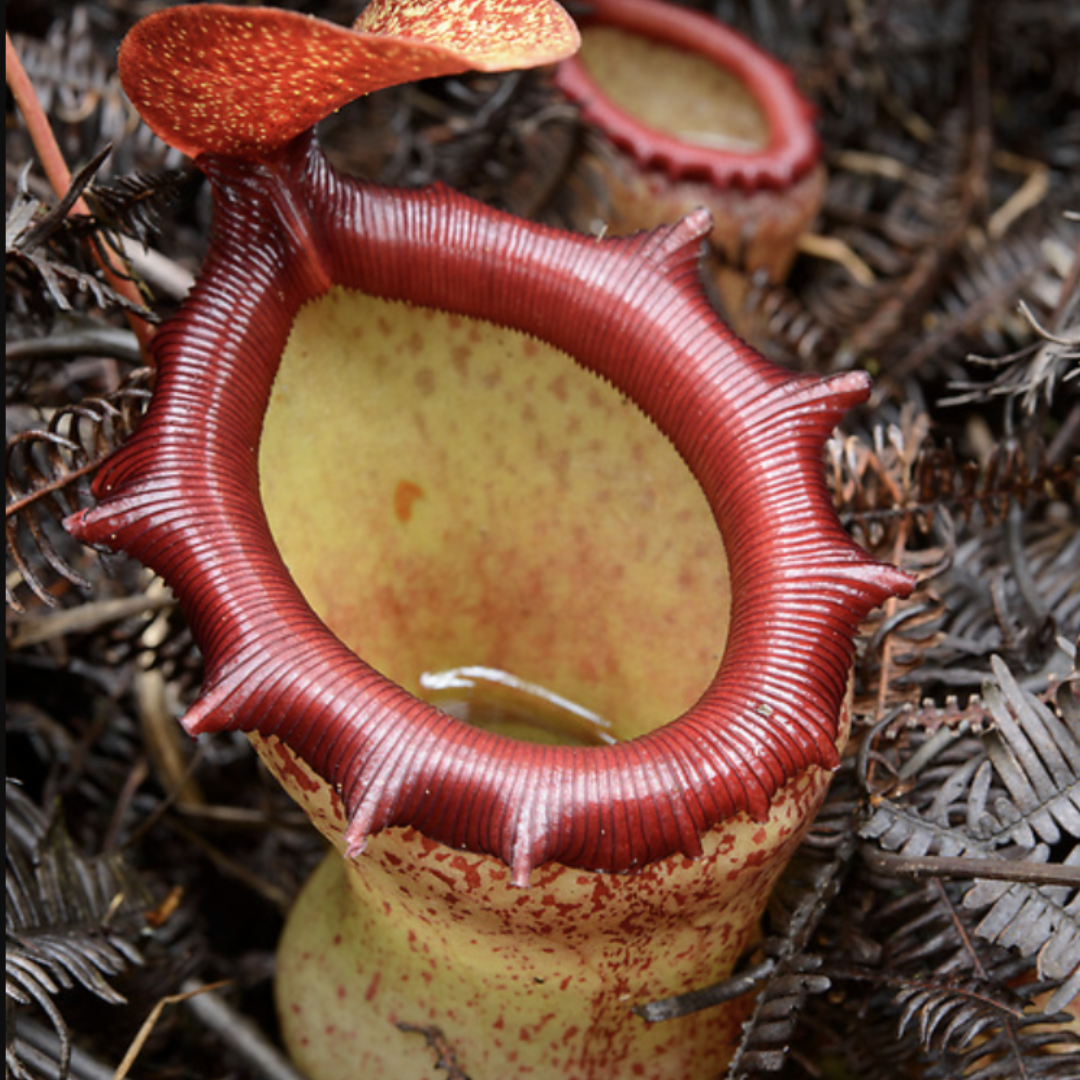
[573,24,770,156]
[260,288,731,749]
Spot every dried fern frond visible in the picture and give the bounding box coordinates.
[945,220,1079,413]
[890,959,1050,1058]
[856,505,1078,720]
[5,782,150,1080]
[6,371,151,611]
[804,107,988,368]
[795,645,1080,1076]
[7,132,182,339]
[845,876,1080,1079]
[915,516,1077,693]
[861,647,1080,1021]
[723,774,862,1077]
[80,168,190,251]
[827,403,1079,558]
[7,153,123,316]
[891,215,1075,384]
[961,657,1080,1012]
[801,105,1076,384]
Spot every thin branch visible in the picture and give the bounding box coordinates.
[862,847,1080,888]
[633,958,778,1022]
[9,591,176,649]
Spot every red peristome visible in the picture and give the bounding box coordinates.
[119,2,578,161]
[552,0,820,189]
[67,134,911,886]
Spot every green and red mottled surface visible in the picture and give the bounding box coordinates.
[258,724,847,1078]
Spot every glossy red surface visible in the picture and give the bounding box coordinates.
[67,134,911,885]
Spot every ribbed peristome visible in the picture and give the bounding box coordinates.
[68,133,911,886]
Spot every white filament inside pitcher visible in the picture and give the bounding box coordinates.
[419,665,618,747]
